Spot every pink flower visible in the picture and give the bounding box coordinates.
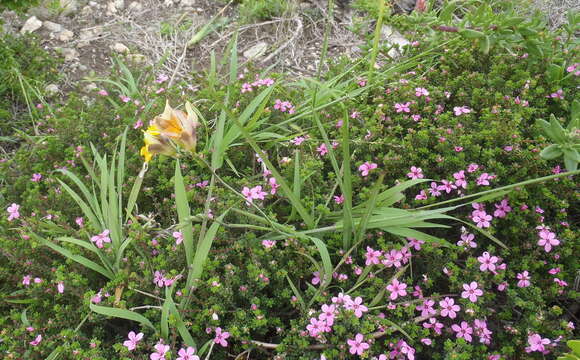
[347,333,370,355]
[150,343,170,360]
[421,338,432,345]
[176,347,200,360]
[31,173,42,182]
[415,87,429,97]
[476,173,492,186]
[7,203,20,221]
[461,282,483,302]
[214,327,230,347]
[241,83,253,93]
[317,143,328,156]
[478,252,499,272]
[133,119,143,129]
[331,292,352,305]
[291,136,306,145]
[452,322,473,342]
[438,180,457,193]
[57,282,65,294]
[262,240,275,249]
[75,217,84,227]
[173,231,184,245]
[472,210,492,228]
[120,95,131,103]
[467,163,479,173]
[537,229,560,252]
[155,74,169,83]
[526,333,550,352]
[365,247,381,266]
[423,317,444,334]
[428,182,441,197]
[311,271,321,285]
[407,238,424,251]
[453,170,467,188]
[416,299,436,317]
[358,161,378,177]
[394,102,411,113]
[458,231,477,248]
[334,194,344,204]
[90,229,111,249]
[242,185,268,204]
[22,275,31,286]
[98,89,108,96]
[453,106,471,116]
[439,297,460,318]
[382,249,403,268]
[549,89,564,99]
[386,279,408,300]
[30,334,42,346]
[516,271,531,288]
[345,296,368,318]
[493,199,512,218]
[319,304,337,326]
[407,166,424,179]
[123,331,144,351]
[268,177,280,195]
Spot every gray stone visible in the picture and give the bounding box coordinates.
[381,25,409,58]
[243,41,268,59]
[59,0,78,16]
[60,47,79,61]
[57,29,74,41]
[20,16,43,34]
[112,42,129,54]
[45,84,60,95]
[43,21,63,32]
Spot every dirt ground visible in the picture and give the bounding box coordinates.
[1,0,578,95]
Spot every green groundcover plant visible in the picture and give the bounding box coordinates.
[0,1,579,359]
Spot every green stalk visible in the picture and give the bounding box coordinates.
[368,0,387,83]
[317,0,335,79]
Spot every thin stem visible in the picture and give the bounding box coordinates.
[368,0,387,82]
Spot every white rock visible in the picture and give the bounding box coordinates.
[243,41,268,59]
[59,0,78,16]
[20,16,43,34]
[180,0,195,6]
[114,0,125,10]
[84,82,98,92]
[128,1,142,11]
[57,29,74,41]
[381,25,409,58]
[43,21,63,32]
[60,47,79,61]
[45,84,60,95]
[112,42,129,54]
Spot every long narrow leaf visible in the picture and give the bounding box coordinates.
[90,303,155,331]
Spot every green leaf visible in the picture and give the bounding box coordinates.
[479,36,490,55]
[459,29,485,39]
[540,144,563,160]
[285,275,306,309]
[90,303,156,331]
[439,2,456,22]
[568,339,580,354]
[35,235,114,279]
[188,212,227,283]
[175,160,194,266]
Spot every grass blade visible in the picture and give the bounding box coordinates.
[90,303,155,331]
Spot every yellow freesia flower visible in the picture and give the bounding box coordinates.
[140,125,175,162]
[152,101,200,152]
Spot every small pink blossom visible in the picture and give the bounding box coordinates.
[386,279,408,300]
[476,173,492,186]
[30,334,42,346]
[452,321,473,342]
[493,199,512,218]
[214,327,230,347]
[173,231,183,245]
[7,203,20,221]
[344,296,368,318]
[242,185,268,204]
[453,106,471,116]
[31,173,42,182]
[525,333,550,352]
[57,282,64,294]
[150,343,170,360]
[334,194,344,204]
[365,247,381,266]
[537,229,560,252]
[123,331,144,351]
[358,161,378,177]
[407,166,424,179]
[90,229,111,248]
[317,143,328,156]
[461,281,483,302]
[347,333,370,355]
[415,87,429,97]
[394,102,411,113]
[478,252,499,272]
[516,271,531,287]
[176,347,200,360]
[439,297,460,318]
